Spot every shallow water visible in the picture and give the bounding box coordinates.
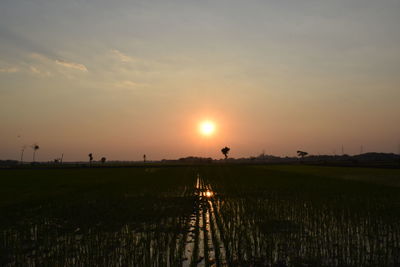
[1,170,400,266]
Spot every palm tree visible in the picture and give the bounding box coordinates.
[32,144,40,162]
[221,146,230,159]
[88,153,93,165]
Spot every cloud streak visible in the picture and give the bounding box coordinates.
[111,49,134,62]
[30,53,87,73]
[114,80,147,89]
[0,66,19,73]
[29,66,51,76]
[56,59,88,72]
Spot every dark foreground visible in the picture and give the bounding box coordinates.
[1,165,400,266]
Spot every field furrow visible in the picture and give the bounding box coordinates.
[1,165,400,266]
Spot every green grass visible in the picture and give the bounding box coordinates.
[2,165,398,207]
[0,167,193,206]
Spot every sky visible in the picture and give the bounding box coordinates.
[1,0,399,161]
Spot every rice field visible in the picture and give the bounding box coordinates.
[1,165,399,266]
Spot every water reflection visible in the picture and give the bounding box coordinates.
[195,174,215,198]
[183,175,226,266]
[1,194,196,267]
[2,172,399,267]
[204,191,213,198]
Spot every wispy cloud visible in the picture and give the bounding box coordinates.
[29,53,49,61]
[29,53,88,74]
[55,59,88,72]
[114,80,147,89]
[29,66,40,74]
[0,66,19,73]
[111,49,134,62]
[29,66,51,76]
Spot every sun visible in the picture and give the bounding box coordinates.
[199,121,216,136]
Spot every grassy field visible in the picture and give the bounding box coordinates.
[1,165,400,266]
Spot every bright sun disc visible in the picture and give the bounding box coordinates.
[199,121,215,136]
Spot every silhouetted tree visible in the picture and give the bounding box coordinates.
[221,146,230,159]
[297,150,308,158]
[101,157,106,163]
[88,153,93,165]
[143,154,146,162]
[32,144,40,162]
[54,154,63,164]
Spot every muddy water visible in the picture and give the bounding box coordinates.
[1,174,227,267]
[182,175,228,267]
[2,171,400,266]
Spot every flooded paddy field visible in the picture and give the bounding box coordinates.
[1,165,400,266]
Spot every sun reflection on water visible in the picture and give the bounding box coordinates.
[205,191,214,197]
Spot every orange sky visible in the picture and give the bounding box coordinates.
[1,1,399,161]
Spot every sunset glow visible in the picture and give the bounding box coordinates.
[199,121,216,136]
[1,2,399,265]
[0,1,399,161]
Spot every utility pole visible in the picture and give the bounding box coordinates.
[20,145,26,164]
[398,143,400,166]
[341,145,344,155]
